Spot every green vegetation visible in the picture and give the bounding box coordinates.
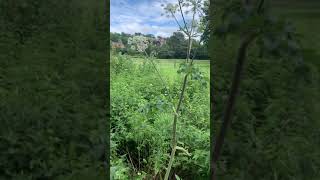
[110,32,209,60]
[0,0,107,179]
[131,58,210,83]
[110,54,210,179]
[111,1,210,179]
[211,0,320,179]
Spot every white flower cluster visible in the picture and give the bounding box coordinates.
[127,36,149,53]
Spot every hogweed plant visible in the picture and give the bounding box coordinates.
[128,36,150,53]
[128,1,207,179]
[161,0,207,179]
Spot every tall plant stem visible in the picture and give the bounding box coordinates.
[186,35,193,63]
[164,0,199,177]
[164,35,193,180]
[211,1,265,179]
[211,33,256,180]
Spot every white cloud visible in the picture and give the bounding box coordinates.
[111,0,203,37]
[111,22,178,37]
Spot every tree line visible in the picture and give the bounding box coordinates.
[110,31,209,60]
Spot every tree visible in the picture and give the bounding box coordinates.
[200,0,210,45]
[110,32,121,42]
[120,32,130,46]
[166,32,188,58]
[192,40,209,59]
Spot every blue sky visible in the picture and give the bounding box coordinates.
[111,0,180,37]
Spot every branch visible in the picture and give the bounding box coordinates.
[196,6,205,17]
[190,5,197,35]
[190,40,202,65]
[191,31,201,37]
[171,11,189,34]
[257,0,265,14]
[126,146,137,172]
[143,51,177,114]
[185,6,197,63]
[178,0,190,33]
[143,51,169,91]
[211,32,257,180]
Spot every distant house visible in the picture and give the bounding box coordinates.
[154,36,166,47]
[111,41,125,49]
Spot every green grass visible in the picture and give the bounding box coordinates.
[132,57,210,83]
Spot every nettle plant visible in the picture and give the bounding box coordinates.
[211,0,302,179]
[128,0,208,179]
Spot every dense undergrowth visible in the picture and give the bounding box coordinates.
[0,0,107,179]
[213,48,320,180]
[211,25,320,180]
[110,53,210,179]
[0,33,107,180]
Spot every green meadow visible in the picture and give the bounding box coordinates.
[132,57,210,82]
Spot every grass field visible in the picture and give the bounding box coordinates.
[132,57,210,83]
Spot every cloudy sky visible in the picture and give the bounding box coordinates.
[111,0,185,37]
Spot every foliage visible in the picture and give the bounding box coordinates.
[167,32,188,58]
[110,32,209,60]
[0,0,107,179]
[200,0,210,44]
[210,0,320,179]
[110,53,210,179]
[161,1,207,179]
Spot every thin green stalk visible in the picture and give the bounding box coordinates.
[164,34,194,180]
[164,73,189,180]
[143,51,177,112]
[160,1,205,178]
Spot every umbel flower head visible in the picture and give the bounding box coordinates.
[128,35,149,52]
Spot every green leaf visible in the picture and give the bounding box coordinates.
[176,146,191,156]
